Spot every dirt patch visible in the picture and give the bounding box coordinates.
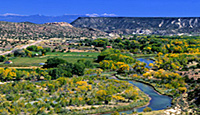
[69,49,89,52]
[65,102,130,110]
[177,69,200,80]
[0,66,38,69]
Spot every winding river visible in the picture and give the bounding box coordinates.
[103,79,172,114]
[104,58,172,114]
[119,81,172,113]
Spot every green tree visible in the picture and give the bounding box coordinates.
[0,55,7,62]
[73,62,85,76]
[84,60,93,68]
[48,68,69,79]
[57,62,74,77]
[13,49,26,57]
[43,57,66,68]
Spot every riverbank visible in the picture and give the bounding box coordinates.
[113,75,173,114]
[100,96,151,115]
[131,107,182,115]
[131,54,156,58]
[115,75,173,98]
[88,76,174,115]
[86,89,150,115]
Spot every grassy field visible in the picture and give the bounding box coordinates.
[0,52,157,67]
[0,52,100,67]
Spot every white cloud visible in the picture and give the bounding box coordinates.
[85,13,117,17]
[0,13,117,17]
[85,13,99,17]
[0,13,25,16]
[101,13,117,16]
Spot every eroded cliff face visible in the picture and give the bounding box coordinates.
[44,22,74,27]
[71,17,200,35]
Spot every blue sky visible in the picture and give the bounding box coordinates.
[0,0,200,17]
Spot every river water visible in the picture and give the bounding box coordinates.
[104,58,172,114]
[119,81,172,114]
[136,58,154,68]
[103,80,172,115]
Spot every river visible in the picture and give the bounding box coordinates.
[103,80,172,115]
[119,81,172,114]
[104,58,172,114]
[136,58,154,68]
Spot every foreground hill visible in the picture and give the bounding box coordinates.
[71,17,200,35]
[0,21,107,39]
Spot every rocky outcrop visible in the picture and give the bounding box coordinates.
[45,22,73,27]
[71,17,200,35]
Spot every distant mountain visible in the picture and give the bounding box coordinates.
[0,14,85,24]
[0,13,117,24]
[0,21,108,39]
[71,17,200,35]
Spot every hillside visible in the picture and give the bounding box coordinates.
[71,17,200,35]
[0,21,107,39]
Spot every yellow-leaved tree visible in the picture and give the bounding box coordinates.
[117,64,129,73]
[0,68,16,81]
[124,87,138,101]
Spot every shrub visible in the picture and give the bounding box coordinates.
[143,107,152,112]
[111,111,120,115]
[0,55,7,62]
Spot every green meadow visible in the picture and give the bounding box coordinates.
[0,52,100,67]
